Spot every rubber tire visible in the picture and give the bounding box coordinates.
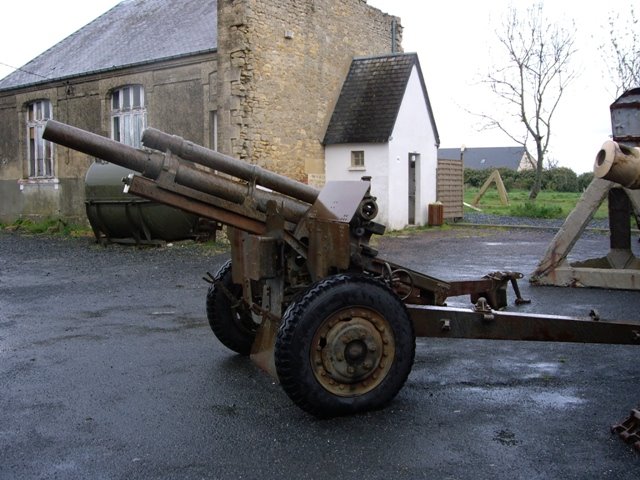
[274,274,415,417]
[206,260,256,355]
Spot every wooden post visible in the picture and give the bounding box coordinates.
[472,170,509,207]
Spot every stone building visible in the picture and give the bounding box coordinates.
[0,0,423,228]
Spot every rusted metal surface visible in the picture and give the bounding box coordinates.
[611,409,640,452]
[43,119,640,420]
[366,258,450,306]
[124,175,267,235]
[142,127,319,204]
[43,118,522,315]
[307,219,351,279]
[250,310,279,379]
[44,118,640,347]
[310,306,395,397]
[409,304,640,345]
[44,120,310,224]
[43,120,164,178]
[449,271,528,309]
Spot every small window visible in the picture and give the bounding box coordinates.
[351,150,365,168]
[26,100,54,178]
[111,85,147,148]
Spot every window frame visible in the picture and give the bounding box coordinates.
[25,99,54,179]
[350,150,365,170]
[110,85,147,148]
[210,110,218,151]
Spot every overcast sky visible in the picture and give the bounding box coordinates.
[368,0,634,174]
[0,0,634,173]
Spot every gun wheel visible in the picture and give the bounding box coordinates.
[206,260,257,355]
[275,274,415,417]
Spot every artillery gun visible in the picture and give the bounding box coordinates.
[43,120,640,418]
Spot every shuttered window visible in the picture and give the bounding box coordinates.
[111,85,147,147]
[26,100,54,178]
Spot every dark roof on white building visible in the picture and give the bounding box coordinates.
[323,53,439,145]
[0,0,217,91]
[439,146,527,170]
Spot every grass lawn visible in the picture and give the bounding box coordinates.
[464,187,610,219]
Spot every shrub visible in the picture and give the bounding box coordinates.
[513,169,537,190]
[545,167,579,192]
[464,166,582,193]
[577,172,594,191]
[464,168,491,187]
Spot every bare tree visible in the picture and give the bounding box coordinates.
[601,4,640,96]
[480,3,577,200]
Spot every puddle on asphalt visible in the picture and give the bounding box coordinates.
[448,360,586,409]
[530,391,586,408]
[521,362,560,379]
[463,386,585,409]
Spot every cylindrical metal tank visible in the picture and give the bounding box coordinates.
[85,161,207,244]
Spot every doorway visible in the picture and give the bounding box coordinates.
[408,153,420,224]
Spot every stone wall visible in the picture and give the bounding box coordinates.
[217,0,402,183]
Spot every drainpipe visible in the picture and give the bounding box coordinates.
[391,18,397,53]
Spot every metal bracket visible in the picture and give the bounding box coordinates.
[474,297,494,322]
[611,408,640,452]
[157,149,180,186]
[486,271,531,305]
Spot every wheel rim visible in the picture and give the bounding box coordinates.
[310,307,395,397]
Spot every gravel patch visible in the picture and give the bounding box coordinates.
[461,212,612,230]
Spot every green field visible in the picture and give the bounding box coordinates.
[464,188,610,219]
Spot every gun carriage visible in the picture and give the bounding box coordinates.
[43,120,640,418]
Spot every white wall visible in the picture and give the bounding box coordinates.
[324,143,391,226]
[388,66,438,229]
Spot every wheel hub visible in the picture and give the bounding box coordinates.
[311,308,395,397]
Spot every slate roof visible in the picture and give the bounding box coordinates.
[439,146,528,170]
[0,0,217,91]
[323,53,439,145]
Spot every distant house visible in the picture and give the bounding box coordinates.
[439,147,534,171]
[324,53,439,230]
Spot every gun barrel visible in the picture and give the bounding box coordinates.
[142,128,319,204]
[43,120,164,179]
[43,120,310,224]
[594,140,640,189]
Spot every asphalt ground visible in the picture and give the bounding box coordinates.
[1,226,639,479]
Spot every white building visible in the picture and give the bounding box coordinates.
[324,53,440,230]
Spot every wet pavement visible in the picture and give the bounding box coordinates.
[1,227,639,479]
